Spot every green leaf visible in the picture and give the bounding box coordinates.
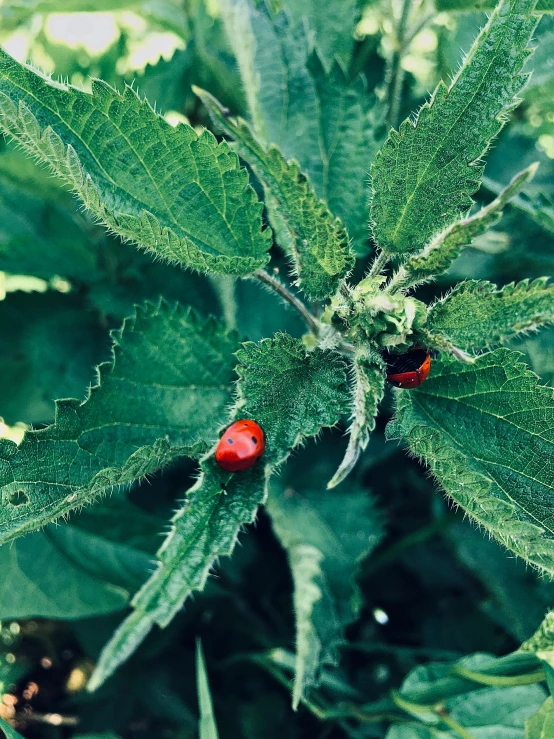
[196,87,353,299]
[0,522,152,620]
[526,697,554,738]
[521,612,554,667]
[425,278,554,353]
[388,349,554,576]
[328,353,385,488]
[0,291,109,425]
[0,718,24,739]
[216,1,380,254]
[88,334,350,689]
[0,49,271,277]
[280,0,359,69]
[483,176,554,237]
[267,470,383,708]
[196,640,220,739]
[0,300,238,543]
[370,0,539,258]
[399,164,538,288]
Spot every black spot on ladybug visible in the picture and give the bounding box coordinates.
[227,438,234,444]
[252,436,257,444]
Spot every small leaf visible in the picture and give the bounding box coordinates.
[521,611,554,668]
[196,87,353,299]
[525,697,554,739]
[426,278,554,352]
[0,49,271,276]
[399,164,538,288]
[328,353,385,488]
[0,301,238,543]
[388,350,554,576]
[196,640,220,739]
[88,334,350,689]
[267,470,384,708]
[370,0,539,257]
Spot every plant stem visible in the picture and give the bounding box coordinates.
[452,665,546,687]
[367,250,389,278]
[386,0,413,128]
[255,269,320,335]
[437,712,475,739]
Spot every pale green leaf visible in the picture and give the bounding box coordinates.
[525,697,554,739]
[328,353,385,488]
[521,611,554,667]
[0,300,238,543]
[281,0,359,69]
[88,334,350,689]
[388,350,554,576]
[426,279,554,352]
[216,0,380,254]
[196,640,220,739]
[399,164,538,288]
[370,0,539,257]
[0,49,271,276]
[196,87,353,299]
[267,470,383,708]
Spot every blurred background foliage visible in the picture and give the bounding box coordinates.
[0,0,553,737]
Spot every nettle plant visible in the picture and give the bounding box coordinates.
[2,0,554,734]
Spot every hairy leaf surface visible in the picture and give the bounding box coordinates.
[427,279,554,352]
[196,88,353,299]
[0,301,238,543]
[400,165,538,287]
[88,334,350,689]
[370,0,539,257]
[389,350,554,576]
[0,49,271,276]
[216,0,379,253]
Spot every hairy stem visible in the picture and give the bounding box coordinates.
[255,269,321,334]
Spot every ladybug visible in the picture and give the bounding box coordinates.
[215,419,265,472]
[384,347,431,389]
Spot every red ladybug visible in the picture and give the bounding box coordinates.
[385,347,431,389]
[215,419,265,472]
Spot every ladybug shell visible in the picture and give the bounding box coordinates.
[215,419,265,472]
[385,348,431,389]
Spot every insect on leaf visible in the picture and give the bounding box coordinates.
[389,350,554,577]
[0,301,238,543]
[88,334,351,690]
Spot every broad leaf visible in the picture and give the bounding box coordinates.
[0,719,24,739]
[196,640,220,739]
[217,0,380,254]
[0,301,238,543]
[0,522,152,619]
[0,49,271,276]
[370,0,539,257]
[389,350,554,576]
[426,279,554,352]
[399,165,538,288]
[526,697,554,738]
[328,353,385,488]
[196,87,353,299]
[88,334,350,689]
[0,292,110,425]
[267,465,383,708]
